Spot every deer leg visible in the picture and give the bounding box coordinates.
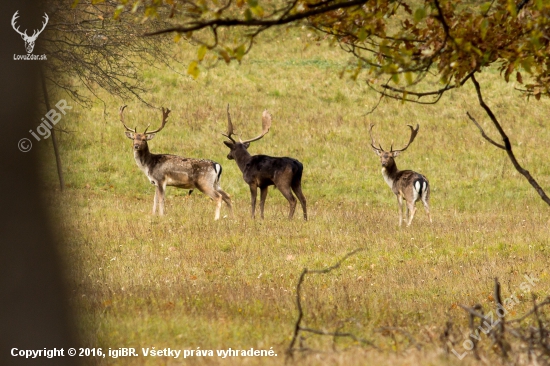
[217,188,233,217]
[249,185,258,219]
[422,196,432,224]
[406,201,417,226]
[197,186,222,220]
[153,188,158,215]
[259,187,268,219]
[291,181,307,221]
[278,185,297,219]
[158,184,166,216]
[397,195,404,227]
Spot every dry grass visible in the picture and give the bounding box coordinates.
[38,27,550,365]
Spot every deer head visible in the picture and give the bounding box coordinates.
[120,105,171,151]
[368,124,419,167]
[222,105,271,159]
[12,11,49,54]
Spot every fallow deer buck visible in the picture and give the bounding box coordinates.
[120,105,232,220]
[222,106,307,220]
[369,124,432,227]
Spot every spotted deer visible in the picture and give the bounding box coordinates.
[120,106,232,220]
[369,124,431,227]
[222,106,307,220]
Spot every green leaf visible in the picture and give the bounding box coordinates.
[480,2,492,14]
[521,57,533,73]
[357,28,368,42]
[244,9,252,21]
[188,61,200,79]
[251,5,264,17]
[480,18,489,39]
[405,72,413,85]
[234,44,246,61]
[506,0,517,16]
[132,1,141,13]
[391,73,399,83]
[71,0,80,8]
[414,8,426,23]
[113,5,124,20]
[247,0,258,7]
[198,45,207,61]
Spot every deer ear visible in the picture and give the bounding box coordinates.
[371,147,381,156]
[243,142,250,149]
[125,131,134,139]
[223,141,234,149]
[392,151,402,157]
[145,134,155,141]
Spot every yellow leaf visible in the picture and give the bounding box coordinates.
[188,61,200,79]
[174,33,181,43]
[198,45,207,61]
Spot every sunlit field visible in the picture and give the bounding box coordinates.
[39,27,550,365]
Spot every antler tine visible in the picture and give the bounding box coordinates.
[368,123,384,152]
[146,107,171,134]
[221,104,236,142]
[11,11,27,37]
[30,13,49,39]
[119,105,136,133]
[240,109,272,144]
[393,124,420,153]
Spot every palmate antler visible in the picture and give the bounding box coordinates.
[222,105,272,144]
[222,104,237,142]
[240,109,271,144]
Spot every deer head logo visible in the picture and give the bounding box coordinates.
[11,11,49,54]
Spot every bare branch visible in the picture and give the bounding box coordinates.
[470,74,550,206]
[466,112,506,149]
[145,0,367,36]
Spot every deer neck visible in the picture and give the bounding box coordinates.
[233,148,253,174]
[133,144,154,176]
[381,159,399,189]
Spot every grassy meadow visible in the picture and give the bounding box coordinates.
[38,27,550,365]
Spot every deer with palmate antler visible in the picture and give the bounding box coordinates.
[120,106,232,220]
[222,106,307,220]
[369,124,432,227]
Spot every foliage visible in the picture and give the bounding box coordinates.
[43,0,183,106]
[124,0,550,101]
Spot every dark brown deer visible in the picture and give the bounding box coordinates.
[222,106,307,220]
[120,105,232,220]
[369,124,431,227]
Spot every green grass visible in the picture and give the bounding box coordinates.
[39,27,550,365]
